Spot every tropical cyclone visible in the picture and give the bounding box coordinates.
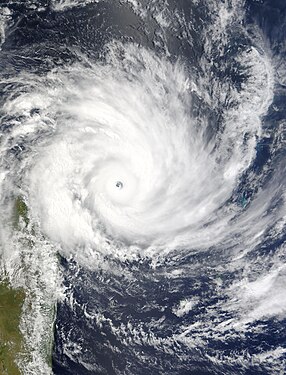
[14,42,273,265]
[1,0,286,374]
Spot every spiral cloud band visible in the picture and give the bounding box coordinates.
[3,43,268,263]
[1,2,286,371]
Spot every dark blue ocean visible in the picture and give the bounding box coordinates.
[1,0,286,374]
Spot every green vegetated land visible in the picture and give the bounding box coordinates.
[1,196,57,373]
[0,282,25,375]
[14,197,29,229]
[0,197,28,374]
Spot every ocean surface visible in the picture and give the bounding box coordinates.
[0,0,286,374]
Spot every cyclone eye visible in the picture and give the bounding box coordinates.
[115,181,123,189]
